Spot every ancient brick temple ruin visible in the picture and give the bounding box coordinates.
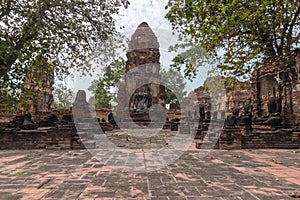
[251,50,300,126]
[117,22,166,124]
[0,22,299,150]
[194,50,300,149]
[0,58,57,122]
[187,86,211,121]
[20,61,55,113]
[227,84,251,114]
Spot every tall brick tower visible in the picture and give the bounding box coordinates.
[117,22,166,121]
[20,56,55,113]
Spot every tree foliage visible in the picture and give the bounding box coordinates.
[1,55,55,110]
[166,0,300,77]
[160,68,187,104]
[88,58,125,109]
[0,0,129,89]
[204,75,248,98]
[0,87,18,110]
[53,83,75,109]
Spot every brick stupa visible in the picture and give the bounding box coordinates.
[117,22,166,123]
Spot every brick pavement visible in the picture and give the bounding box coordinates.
[0,146,299,199]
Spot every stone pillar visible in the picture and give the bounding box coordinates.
[72,90,91,121]
[251,69,260,118]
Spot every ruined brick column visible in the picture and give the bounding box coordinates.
[72,90,91,120]
[251,69,260,118]
[20,56,55,113]
[117,22,166,120]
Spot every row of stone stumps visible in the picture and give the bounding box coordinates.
[193,119,300,150]
[185,105,300,150]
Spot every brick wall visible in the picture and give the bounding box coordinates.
[251,50,300,125]
[0,127,85,150]
[197,123,300,150]
[0,109,72,123]
[0,110,22,122]
[242,129,300,149]
[95,108,111,122]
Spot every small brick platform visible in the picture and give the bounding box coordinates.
[0,126,86,150]
[195,124,300,150]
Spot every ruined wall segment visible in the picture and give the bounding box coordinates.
[293,50,300,125]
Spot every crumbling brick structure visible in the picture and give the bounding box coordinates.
[20,58,55,113]
[117,22,166,121]
[251,49,300,126]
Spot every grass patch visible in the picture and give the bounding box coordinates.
[9,171,27,177]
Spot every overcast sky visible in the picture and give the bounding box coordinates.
[71,0,209,97]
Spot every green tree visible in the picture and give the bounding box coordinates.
[160,69,187,104]
[2,55,55,110]
[0,0,129,86]
[88,81,112,109]
[88,58,125,108]
[0,87,18,110]
[166,1,300,77]
[53,83,75,109]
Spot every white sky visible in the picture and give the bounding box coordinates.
[70,0,209,98]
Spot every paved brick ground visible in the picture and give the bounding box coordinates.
[0,144,300,199]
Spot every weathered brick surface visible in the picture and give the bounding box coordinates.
[116,22,166,120]
[0,149,299,199]
[195,122,300,150]
[95,108,111,121]
[0,110,22,122]
[219,127,242,150]
[0,127,83,150]
[72,90,92,120]
[251,49,300,125]
[242,130,300,149]
[0,109,72,123]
